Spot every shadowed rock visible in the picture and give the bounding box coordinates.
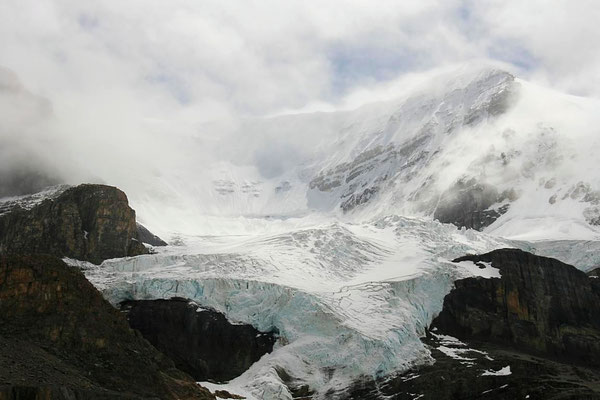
[137,222,168,246]
[588,267,600,278]
[0,254,214,399]
[433,248,600,366]
[121,298,278,382]
[434,178,514,230]
[343,333,600,400]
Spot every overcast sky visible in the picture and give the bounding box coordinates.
[1,0,599,121]
[1,0,599,203]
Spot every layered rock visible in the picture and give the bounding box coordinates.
[121,298,278,382]
[0,254,214,399]
[432,248,600,366]
[433,178,515,230]
[0,184,149,264]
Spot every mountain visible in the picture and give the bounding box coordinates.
[125,65,600,244]
[3,65,600,399]
[95,66,600,399]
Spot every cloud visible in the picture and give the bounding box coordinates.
[0,0,599,203]
[465,0,600,97]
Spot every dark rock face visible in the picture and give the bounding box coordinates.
[121,298,278,382]
[433,248,600,366]
[588,267,600,278]
[0,184,148,264]
[434,178,514,230]
[343,333,600,400]
[137,222,168,246]
[0,254,214,399]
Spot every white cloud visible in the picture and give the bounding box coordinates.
[0,0,599,199]
[465,0,600,97]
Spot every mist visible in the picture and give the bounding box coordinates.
[1,1,600,235]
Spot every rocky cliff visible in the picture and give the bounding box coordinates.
[344,332,600,400]
[0,184,149,264]
[121,298,278,382]
[433,248,600,366]
[0,254,214,399]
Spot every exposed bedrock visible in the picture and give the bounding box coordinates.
[121,298,278,382]
[343,333,600,400]
[137,222,168,246]
[432,248,600,366]
[0,184,158,264]
[434,178,515,230]
[0,254,214,399]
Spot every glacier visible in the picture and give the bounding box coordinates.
[69,216,523,399]
[51,64,600,398]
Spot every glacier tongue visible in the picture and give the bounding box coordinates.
[69,215,516,399]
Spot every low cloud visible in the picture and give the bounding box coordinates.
[0,0,598,203]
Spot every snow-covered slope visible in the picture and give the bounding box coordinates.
[0,184,70,216]
[117,65,600,242]
[69,216,522,399]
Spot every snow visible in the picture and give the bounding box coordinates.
[0,184,70,215]
[521,239,600,272]
[199,381,257,400]
[481,366,512,376]
[455,260,501,279]
[430,332,491,366]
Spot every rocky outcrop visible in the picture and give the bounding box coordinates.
[343,332,600,400]
[0,254,214,399]
[121,298,278,382]
[434,178,515,230]
[137,223,168,246]
[0,184,148,264]
[432,248,600,366]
